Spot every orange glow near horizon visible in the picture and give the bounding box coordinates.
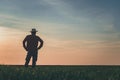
[0,27,120,65]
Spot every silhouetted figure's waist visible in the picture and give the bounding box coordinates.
[27,47,38,51]
[27,49,38,55]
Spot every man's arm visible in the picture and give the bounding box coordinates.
[23,36,28,51]
[37,37,44,50]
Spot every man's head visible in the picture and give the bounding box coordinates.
[30,28,38,35]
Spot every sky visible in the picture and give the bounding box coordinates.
[0,0,120,65]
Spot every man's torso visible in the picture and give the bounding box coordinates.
[26,35,40,51]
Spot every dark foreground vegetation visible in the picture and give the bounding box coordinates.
[0,65,120,80]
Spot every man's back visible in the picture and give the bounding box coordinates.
[23,35,42,51]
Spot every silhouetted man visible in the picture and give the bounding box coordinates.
[23,28,43,67]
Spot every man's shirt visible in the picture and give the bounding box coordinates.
[23,35,43,51]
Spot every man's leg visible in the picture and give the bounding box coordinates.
[25,53,31,67]
[32,52,38,67]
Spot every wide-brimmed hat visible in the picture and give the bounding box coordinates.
[30,28,38,32]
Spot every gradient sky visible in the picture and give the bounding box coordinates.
[0,0,120,65]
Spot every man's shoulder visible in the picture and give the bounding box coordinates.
[26,35,32,38]
[36,35,40,38]
[36,35,42,40]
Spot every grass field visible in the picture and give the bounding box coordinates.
[0,65,120,80]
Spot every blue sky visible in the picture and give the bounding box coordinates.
[0,0,120,41]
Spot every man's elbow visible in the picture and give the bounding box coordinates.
[40,40,44,48]
[41,41,44,47]
[23,40,25,44]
